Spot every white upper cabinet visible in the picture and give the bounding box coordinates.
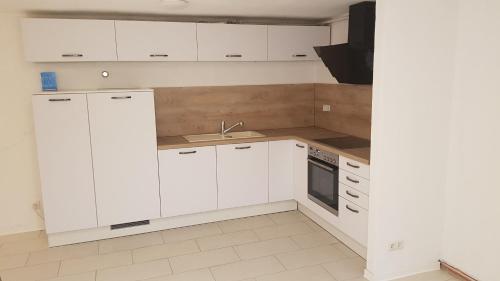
[115,21,198,61]
[269,140,294,202]
[268,25,330,61]
[87,91,160,226]
[22,18,117,62]
[32,94,97,233]
[197,23,268,61]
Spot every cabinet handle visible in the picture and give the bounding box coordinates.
[48,98,71,102]
[307,159,334,172]
[346,176,360,184]
[293,54,307,57]
[235,146,251,150]
[346,190,360,199]
[346,204,359,213]
[61,53,83,57]
[150,54,169,57]
[346,162,360,169]
[225,54,242,58]
[296,144,305,148]
[179,151,197,155]
[111,96,132,100]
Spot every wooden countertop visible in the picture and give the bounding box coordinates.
[157,127,370,164]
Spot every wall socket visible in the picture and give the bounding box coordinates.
[389,240,404,251]
[322,104,331,112]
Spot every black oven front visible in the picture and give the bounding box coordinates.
[307,146,339,216]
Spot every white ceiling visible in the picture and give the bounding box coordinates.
[0,0,364,20]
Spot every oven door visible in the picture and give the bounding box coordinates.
[307,157,339,215]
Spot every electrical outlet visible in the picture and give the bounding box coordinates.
[322,104,331,112]
[389,241,404,251]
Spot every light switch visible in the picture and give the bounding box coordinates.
[322,104,331,112]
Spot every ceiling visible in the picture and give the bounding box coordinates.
[0,0,364,20]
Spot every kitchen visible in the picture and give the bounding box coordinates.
[0,1,498,281]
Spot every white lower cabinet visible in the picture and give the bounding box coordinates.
[159,146,217,217]
[339,197,368,246]
[216,142,269,209]
[292,141,308,205]
[269,140,294,202]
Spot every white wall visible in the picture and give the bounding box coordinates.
[441,1,500,280]
[0,12,326,235]
[366,0,458,280]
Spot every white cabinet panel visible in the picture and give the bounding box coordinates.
[159,146,217,217]
[339,169,370,195]
[292,141,308,204]
[32,94,97,233]
[22,18,117,62]
[115,21,198,61]
[197,23,268,61]
[216,142,269,209]
[269,140,294,202]
[268,25,330,61]
[331,19,349,45]
[87,91,160,226]
[339,197,368,246]
[339,156,370,179]
[339,184,369,210]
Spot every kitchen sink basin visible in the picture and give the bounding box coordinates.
[183,131,266,143]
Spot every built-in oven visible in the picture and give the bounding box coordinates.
[307,145,339,216]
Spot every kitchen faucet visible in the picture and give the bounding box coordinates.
[221,121,244,135]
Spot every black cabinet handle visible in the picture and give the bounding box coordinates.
[346,205,359,213]
[296,144,305,148]
[346,190,360,199]
[49,98,71,102]
[111,96,132,100]
[150,54,169,57]
[346,176,360,184]
[225,54,243,58]
[293,54,307,57]
[62,53,83,57]
[235,146,251,150]
[346,162,360,169]
[179,151,196,155]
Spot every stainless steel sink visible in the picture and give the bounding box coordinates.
[183,131,266,143]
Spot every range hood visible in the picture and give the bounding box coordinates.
[315,1,376,85]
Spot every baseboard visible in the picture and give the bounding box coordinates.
[440,260,478,281]
[48,200,297,246]
[364,262,441,281]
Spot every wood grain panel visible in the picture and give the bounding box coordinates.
[154,84,315,137]
[314,83,372,139]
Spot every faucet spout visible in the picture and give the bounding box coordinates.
[221,121,244,135]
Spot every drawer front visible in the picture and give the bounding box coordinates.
[339,184,369,210]
[339,156,370,179]
[339,197,368,246]
[339,169,370,195]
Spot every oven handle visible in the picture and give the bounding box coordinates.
[307,159,334,172]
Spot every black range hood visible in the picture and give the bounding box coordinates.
[315,1,376,85]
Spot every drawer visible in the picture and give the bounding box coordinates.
[339,197,368,246]
[339,184,369,210]
[340,156,370,179]
[339,169,370,195]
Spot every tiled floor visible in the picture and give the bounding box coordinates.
[0,211,458,281]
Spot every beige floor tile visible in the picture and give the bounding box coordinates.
[169,247,239,273]
[162,223,222,243]
[59,250,132,276]
[304,220,326,232]
[234,238,299,260]
[217,216,275,233]
[256,265,336,281]
[276,244,348,270]
[0,253,29,271]
[291,231,339,249]
[210,256,285,281]
[40,271,96,281]
[267,211,309,225]
[334,243,360,258]
[28,242,98,265]
[197,230,259,251]
[322,257,366,280]
[99,232,164,254]
[253,222,314,240]
[133,239,199,263]
[394,270,454,281]
[0,231,42,245]
[0,261,59,281]
[0,237,49,257]
[96,258,171,281]
[144,268,215,281]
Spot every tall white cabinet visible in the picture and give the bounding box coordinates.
[32,94,98,233]
[87,91,160,226]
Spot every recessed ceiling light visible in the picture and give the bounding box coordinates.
[160,0,190,8]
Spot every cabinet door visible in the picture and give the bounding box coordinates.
[268,25,330,61]
[292,141,308,204]
[269,140,294,202]
[159,146,217,217]
[197,23,268,61]
[87,91,160,226]
[216,142,269,209]
[32,94,97,233]
[339,197,368,246]
[115,21,198,61]
[339,156,370,179]
[22,18,117,62]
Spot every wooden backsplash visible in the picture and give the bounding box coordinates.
[155,84,315,137]
[315,84,372,139]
